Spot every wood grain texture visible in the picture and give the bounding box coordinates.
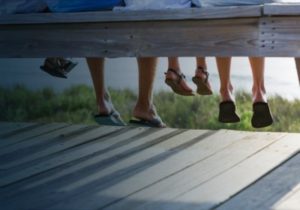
[1,122,300,210]
[0,124,89,169]
[0,126,122,187]
[264,3,300,16]
[259,17,300,57]
[0,6,262,25]
[0,123,67,148]
[0,122,37,136]
[0,18,261,58]
[216,136,300,210]
[104,132,286,210]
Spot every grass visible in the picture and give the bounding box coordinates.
[1,85,300,132]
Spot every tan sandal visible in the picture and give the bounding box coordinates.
[165,68,195,96]
[192,66,213,95]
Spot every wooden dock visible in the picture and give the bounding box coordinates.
[1,122,300,210]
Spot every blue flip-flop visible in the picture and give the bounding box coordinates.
[94,110,126,126]
[129,116,166,128]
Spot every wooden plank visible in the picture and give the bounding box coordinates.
[17,129,211,210]
[264,3,300,16]
[43,131,280,210]
[0,124,89,169]
[273,183,300,210]
[0,128,179,210]
[167,133,300,210]
[0,18,261,58]
[259,17,300,56]
[0,126,122,187]
[59,130,210,191]
[0,123,68,148]
[215,153,300,210]
[0,6,262,25]
[20,128,176,191]
[0,122,37,136]
[295,58,300,85]
[100,132,286,210]
[0,127,147,170]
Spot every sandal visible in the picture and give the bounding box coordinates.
[94,109,126,126]
[129,116,166,128]
[192,66,213,95]
[40,57,77,79]
[165,68,195,96]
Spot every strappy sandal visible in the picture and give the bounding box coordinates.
[165,68,195,96]
[40,57,77,79]
[192,66,213,95]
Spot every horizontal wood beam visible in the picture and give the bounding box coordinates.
[0,18,262,58]
[1,7,300,58]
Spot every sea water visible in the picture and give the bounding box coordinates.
[0,57,299,100]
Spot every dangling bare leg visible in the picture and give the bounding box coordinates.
[249,57,273,128]
[132,57,166,128]
[193,57,213,95]
[216,57,240,123]
[86,57,125,126]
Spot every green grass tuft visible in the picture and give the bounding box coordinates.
[1,85,300,132]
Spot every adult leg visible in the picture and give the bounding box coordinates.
[132,57,166,127]
[193,57,213,95]
[86,57,125,126]
[165,57,194,96]
[86,57,110,114]
[216,57,234,102]
[249,57,273,128]
[249,57,266,103]
[216,57,240,123]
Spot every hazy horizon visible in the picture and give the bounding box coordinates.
[0,57,299,100]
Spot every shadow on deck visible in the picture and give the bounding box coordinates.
[0,122,300,210]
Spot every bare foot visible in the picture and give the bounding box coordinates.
[97,92,115,115]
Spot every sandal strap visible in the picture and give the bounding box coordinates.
[166,68,186,84]
[196,66,209,83]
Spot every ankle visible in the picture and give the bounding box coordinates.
[133,104,156,120]
[220,88,234,102]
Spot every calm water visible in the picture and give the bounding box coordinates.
[0,57,299,100]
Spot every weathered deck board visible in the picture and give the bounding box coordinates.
[0,122,300,210]
[273,182,300,210]
[0,125,122,187]
[0,123,68,148]
[1,5,300,57]
[0,122,37,136]
[102,132,286,210]
[216,147,300,210]
[264,3,300,16]
[0,18,261,58]
[0,124,90,168]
